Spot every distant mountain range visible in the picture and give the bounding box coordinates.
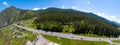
[0,6,120,37]
[33,7,120,37]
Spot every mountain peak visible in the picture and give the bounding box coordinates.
[7,6,17,10]
[9,6,16,8]
[0,6,22,17]
[1,6,22,12]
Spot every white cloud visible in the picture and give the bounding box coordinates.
[43,7,47,9]
[116,20,120,23]
[84,8,120,23]
[33,7,40,11]
[3,2,8,7]
[96,12,120,23]
[62,6,65,8]
[110,16,116,19]
[87,1,91,4]
[96,12,105,17]
[72,6,76,9]
[96,12,112,20]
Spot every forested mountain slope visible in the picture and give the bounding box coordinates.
[0,6,37,27]
[34,8,120,37]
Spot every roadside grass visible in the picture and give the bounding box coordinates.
[112,40,120,44]
[0,25,37,45]
[112,44,117,45]
[42,34,110,45]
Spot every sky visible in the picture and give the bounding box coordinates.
[0,0,120,23]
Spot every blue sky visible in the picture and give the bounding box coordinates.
[0,0,120,23]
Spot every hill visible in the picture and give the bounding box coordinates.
[34,8,120,37]
[0,6,37,27]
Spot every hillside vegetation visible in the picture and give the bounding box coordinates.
[33,8,120,37]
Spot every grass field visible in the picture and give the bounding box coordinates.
[0,25,37,45]
[42,34,110,45]
[112,40,120,44]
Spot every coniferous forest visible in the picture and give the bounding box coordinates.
[34,8,120,37]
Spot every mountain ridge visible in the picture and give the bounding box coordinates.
[0,6,120,37]
[0,6,36,27]
[33,7,120,37]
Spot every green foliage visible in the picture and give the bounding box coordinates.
[35,22,63,32]
[20,11,37,20]
[34,8,120,37]
[22,17,37,29]
[63,25,75,33]
[112,40,120,43]
[0,31,6,45]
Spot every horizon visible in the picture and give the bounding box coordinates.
[0,0,120,23]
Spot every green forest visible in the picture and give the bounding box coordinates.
[33,8,120,37]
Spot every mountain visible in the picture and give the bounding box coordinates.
[0,6,22,26]
[0,6,37,27]
[0,6,120,37]
[34,7,120,37]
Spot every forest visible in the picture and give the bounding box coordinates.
[34,8,120,37]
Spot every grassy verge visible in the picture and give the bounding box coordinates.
[42,34,110,45]
[112,40,120,44]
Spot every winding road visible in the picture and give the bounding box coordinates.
[14,24,120,45]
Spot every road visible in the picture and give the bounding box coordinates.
[14,24,120,45]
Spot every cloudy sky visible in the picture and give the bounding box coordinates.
[0,0,120,23]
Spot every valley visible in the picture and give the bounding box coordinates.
[0,6,120,45]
